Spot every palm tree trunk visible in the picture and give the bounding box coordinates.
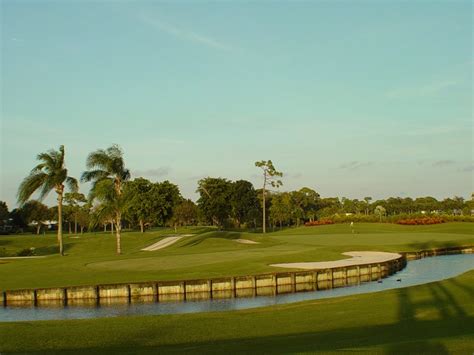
[74,215,77,234]
[57,191,64,256]
[140,219,144,233]
[115,212,122,254]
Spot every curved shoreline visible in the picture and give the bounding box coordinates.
[1,246,472,307]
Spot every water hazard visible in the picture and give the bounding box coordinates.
[1,254,473,322]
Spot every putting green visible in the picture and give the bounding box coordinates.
[0,223,473,290]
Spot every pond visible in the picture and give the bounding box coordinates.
[1,253,473,322]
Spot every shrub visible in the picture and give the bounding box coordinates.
[305,219,334,226]
[16,247,36,257]
[396,217,445,225]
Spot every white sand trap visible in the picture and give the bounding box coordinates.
[141,234,194,251]
[235,239,260,244]
[270,251,401,270]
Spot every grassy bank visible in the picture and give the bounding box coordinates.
[1,270,473,353]
[0,223,473,290]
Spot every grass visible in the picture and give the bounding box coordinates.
[0,223,473,291]
[0,270,473,353]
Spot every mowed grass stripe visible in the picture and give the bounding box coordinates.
[0,270,473,353]
[0,223,473,290]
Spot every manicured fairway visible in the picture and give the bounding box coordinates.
[0,223,473,290]
[0,270,473,353]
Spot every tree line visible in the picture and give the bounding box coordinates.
[1,144,472,256]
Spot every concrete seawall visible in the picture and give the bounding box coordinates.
[1,246,472,307]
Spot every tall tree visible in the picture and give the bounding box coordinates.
[155,180,182,226]
[197,177,232,227]
[299,187,320,222]
[21,200,50,235]
[171,199,198,230]
[17,145,78,255]
[76,204,91,234]
[255,160,283,233]
[230,180,259,228]
[0,201,9,225]
[123,178,157,232]
[64,192,87,234]
[81,145,130,254]
[364,197,372,215]
[269,192,292,229]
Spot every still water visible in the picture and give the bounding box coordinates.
[1,254,473,322]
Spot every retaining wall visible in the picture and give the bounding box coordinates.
[2,246,471,307]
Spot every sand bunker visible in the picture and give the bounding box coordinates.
[142,234,194,251]
[235,239,260,244]
[270,251,401,270]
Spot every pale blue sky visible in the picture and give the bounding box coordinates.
[1,0,472,208]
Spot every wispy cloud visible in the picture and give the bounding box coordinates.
[338,161,374,170]
[458,164,474,172]
[139,13,237,52]
[132,167,170,179]
[404,125,466,137]
[386,80,460,99]
[432,160,456,167]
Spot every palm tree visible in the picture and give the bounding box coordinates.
[17,145,78,255]
[81,145,130,254]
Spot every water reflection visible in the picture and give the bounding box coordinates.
[1,254,472,322]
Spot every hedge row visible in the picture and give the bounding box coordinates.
[396,217,445,225]
[304,219,335,227]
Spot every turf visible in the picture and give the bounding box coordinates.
[0,270,473,354]
[0,223,473,291]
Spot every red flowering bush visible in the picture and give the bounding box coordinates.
[396,217,445,225]
[305,219,334,226]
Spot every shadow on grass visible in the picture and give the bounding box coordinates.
[40,316,474,354]
[34,242,75,256]
[27,275,474,354]
[407,240,463,251]
[0,239,11,246]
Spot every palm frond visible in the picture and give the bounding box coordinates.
[36,153,55,170]
[81,169,109,183]
[89,178,116,202]
[65,176,79,193]
[85,149,110,170]
[38,177,57,201]
[89,202,115,229]
[17,172,48,205]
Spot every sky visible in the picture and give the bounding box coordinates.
[1,0,472,209]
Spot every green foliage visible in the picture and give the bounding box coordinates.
[17,145,78,205]
[82,145,130,253]
[255,160,283,188]
[123,178,182,231]
[0,201,9,224]
[230,180,260,227]
[197,177,233,227]
[255,160,283,233]
[20,200,50,233]
[16,247,36,256]
[155,180,182,225]
[171,199,198,227]
[16,145,77,254]
[269,192,292,227]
